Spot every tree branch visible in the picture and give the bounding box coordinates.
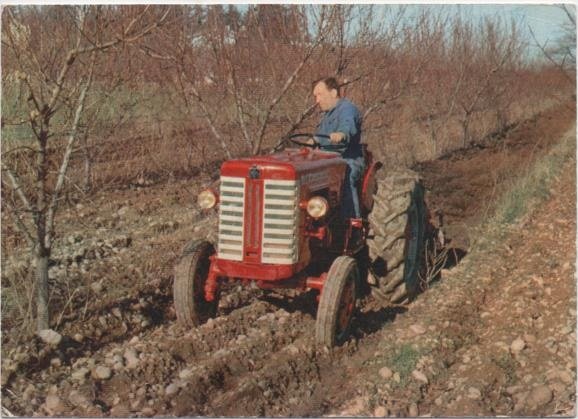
[251,24,326,155]
[1,164,34,214]
[75,7,170,55]
[529,25,574,85]
[225,50,252,150]
[1,192,35,247]
[560,4,576,26]
[272,102,318,151]
[180,71,232,159]
[45,52,95,247]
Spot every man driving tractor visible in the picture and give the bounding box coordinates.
[308,77,365,241]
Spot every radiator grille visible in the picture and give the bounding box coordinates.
[217,176,299,265]
[217,176,245,261]
[261,179,299,264]
[245,180,262,251]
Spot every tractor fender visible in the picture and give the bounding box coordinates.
[360,160,383,215]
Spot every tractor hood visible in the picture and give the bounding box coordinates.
[220,148,345,181]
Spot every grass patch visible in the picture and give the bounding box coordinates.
[491,353,518,385]
[454,124,575,281]
[493,127,575,225]
[1,82,185,145]
[387,343,421,385]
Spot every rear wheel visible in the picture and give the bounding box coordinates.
[173,240,219,326]
[315,256,358,347]
[367,168,427,304]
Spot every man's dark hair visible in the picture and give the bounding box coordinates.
[313,77,341,96]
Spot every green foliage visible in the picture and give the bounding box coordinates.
[494,130,575,225]
[491,353,517,385]
[387,343,421,384]
[1,80,185,141]
[500,187,528,224]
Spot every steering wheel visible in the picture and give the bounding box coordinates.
[273,133,347,152]
[287,133,329,148]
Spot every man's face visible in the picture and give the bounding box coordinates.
[313,81,339,112]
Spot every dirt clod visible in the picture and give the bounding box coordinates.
[408,402,419,416]
[92,366,112,380]
[510,337,526,354]
[38,329,62,346]
[71,368,89,381]
[412,370,429,384]
[44,394,65,415]
[527,385,553,409]
[379,366,393,380]
[374,405,388,416]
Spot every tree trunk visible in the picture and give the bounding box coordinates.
[35,249,50,331]
[462,118,470,148]
[83,140,93,193]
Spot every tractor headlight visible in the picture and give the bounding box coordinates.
[198,189,217,209]
[306,196,328,219]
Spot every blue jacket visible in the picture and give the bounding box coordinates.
[315,98,363,160]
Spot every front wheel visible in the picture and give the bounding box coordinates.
[173,240,219,326]
[315,256,358,347]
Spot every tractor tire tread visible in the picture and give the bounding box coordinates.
[316,256,358,348]
[368,167,426,303]
[173,240,216,327]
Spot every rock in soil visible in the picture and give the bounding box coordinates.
[92,366,112,380]
[44,395,65,415]
[412,369,429,384]
[38,329,62,346]
[379,366,393,380]
[527,385,553,409]
[71,368,89,382]
[510,337,526,354]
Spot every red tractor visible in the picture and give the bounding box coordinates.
[173,135,438,347]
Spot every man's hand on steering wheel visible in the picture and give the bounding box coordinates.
[329,132,345,144]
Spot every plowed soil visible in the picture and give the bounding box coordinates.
[1,100,575,417]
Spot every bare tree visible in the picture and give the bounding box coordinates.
[142,5,342,159]
[1,5,169,331]
[446,17,524,147]
[529,5,576,85]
